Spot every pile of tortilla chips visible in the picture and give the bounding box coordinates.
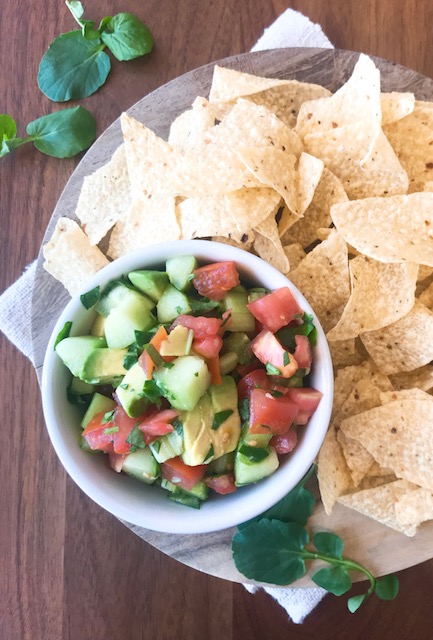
[43,54,433,537]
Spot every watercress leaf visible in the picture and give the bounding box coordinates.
[238,465,315,529]
[313,531,344,559]
[312,566,352,596]
[375,574,399,600]
[26,107,96,158]
[98,16,112,32]
[82,23,102,41]
[0,114,17,139]
[66,0,85,22]
[347,593,368,613]
[100,13,154,61]
[232,519,309,585]
[0,137,27,158]
[38,31,110,102]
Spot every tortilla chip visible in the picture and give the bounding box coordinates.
[381,92,415,125]
[360,300,433,374]
[389,365,433,392]
[209,65,290,102]
[74,144,131,245]
[212,235,254,251]
[328,339,365,368]
[331,193,433,265]
[280,169,348,246]
[253,213,289,273]
[296,152,324,216]
[337,430,376,487]
[289,231,350,332]
[43,218,109,295]
[340,395,433,490]
[326,257,418,341]
[296,53,381,138]
[317,423,354,515]
[304,122,408,199]
[395,487,433,526]
[337,480,419,536]
[282,243,305,272]
[168,97,230,150]
[107,196,180,259]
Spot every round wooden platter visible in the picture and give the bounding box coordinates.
[32,48,433,587]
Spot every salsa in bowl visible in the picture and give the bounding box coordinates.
[42,240,333,534]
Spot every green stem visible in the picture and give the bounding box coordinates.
[301,548,377,595]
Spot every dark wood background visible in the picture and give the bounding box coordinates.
[2,1,433,638]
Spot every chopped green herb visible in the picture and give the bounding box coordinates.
[119,383,129,390]
[140,379,163,403]
[143,343,165,367]
[126,424,146,451]
[80,285,100,309]
[194,371,199,377]
[270,390,284,398]
[265,362,281,376]
[172,418,183,436]
[123,344,140,370]
[238,444,270,462]
[204,444,215,462]
[103,426,119,435]
[189,297,221,314]
[102,410,115,423]
[283,351,290,367]
[54,321,73,348]
[220,311,232,328]
[164,361,175,369]
[135,328,158,347]
[187,273,196,282]
[152,440,161,453]
[239,398,250,422]
[277,312,317,351]
[212,409,234,430]
[175,305,183,315]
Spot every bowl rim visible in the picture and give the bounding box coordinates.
[41,239,334,534]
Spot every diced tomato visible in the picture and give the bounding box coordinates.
[293,334,312,371]
[192,334,223,359]
[249,387,299,435]
[247,287,303,333]
[206,355,222,385]
[138,325,171,379]
[192,261,240,301]
[218,310,233,335]
[109,453,127,473]
[82,411,116,453]
[111,405,140,454]
[235,359,264,377]
[205,473,237,495]
[285,388,322,425]
[161,457,207,491]
[171,314,222,338]
[270,429,298,455]
[237,369,270,400]
[138,408,179,437]
[251,330,298,378]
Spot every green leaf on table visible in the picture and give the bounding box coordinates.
[0,114,17,140]
[312,566,352,596]
[313,531,344,558]
[26,107,96,158]
[238,464,316,529]
[375,574,399,600]
[66,0,85,21]
[100,13,154,61]
[347,593,368,613]
[232,519,309,585]
[38,31,110,101]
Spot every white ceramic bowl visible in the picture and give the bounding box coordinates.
[41,240,333,534]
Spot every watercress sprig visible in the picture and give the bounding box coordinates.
[232,466,399,613]
[0,108,96,159]
[38,1,154,102]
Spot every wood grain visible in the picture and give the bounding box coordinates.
[2,1,433,639]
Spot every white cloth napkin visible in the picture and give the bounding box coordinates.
[0,7,333,624]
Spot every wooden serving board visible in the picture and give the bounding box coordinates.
[32,48,433,587]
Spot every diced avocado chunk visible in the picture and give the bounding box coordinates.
[149,427,184,463]
[223,287,255,332]
[166,255,198,291]
[241,422,272,447]
[56,336,106,378]
[116,361,151,418]
[128,270,169,303]
[181,393,214,466]
[222,332,252,365]
[90,313,106,337]
[122,448,160,484]
[104,294,156,349]
[234,446,279,486]
[153,355,210,411]
[159,325,193,357]
[156,284,191,323]
[219,351,238,375]
[81,393,116,429]
[96,282,154,318]
[208,376,241,458]
[248,287,269,302]
[80,347,128,385]
[67,376,95,404]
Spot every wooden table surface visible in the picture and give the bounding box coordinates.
[2,1,433,638]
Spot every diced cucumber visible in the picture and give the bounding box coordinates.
[156,284,192,323]
[67,376,95,404]
[248,287,269,302]
[153,355,211,411]
[223,287,256,332]
[166,255,198,291]
[207,451,235,475]
[241,422,273,448]
[122,448,160,484]
[150,427,184,463]
[234,446,279,486]
[56,336,107,378]
[116,361,150,418]
[219,351,238,375]
[161,478,208,500]
[128,270,169,303]
[96,282,154,318]
[104,298,156,349]
[81,393,116,429]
